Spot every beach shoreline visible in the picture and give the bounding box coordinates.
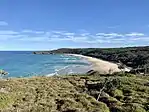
[65,54,122,74]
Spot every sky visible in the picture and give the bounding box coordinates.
[0,0,149,50]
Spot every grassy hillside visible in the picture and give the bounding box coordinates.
[0,73,149,112]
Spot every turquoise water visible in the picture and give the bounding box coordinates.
[0,51,91,77]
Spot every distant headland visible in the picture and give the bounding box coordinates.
[33,46,149,74]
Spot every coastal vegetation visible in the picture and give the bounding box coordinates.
[34,46,149,73]
[0,46,148,111]
[0,72,148,112]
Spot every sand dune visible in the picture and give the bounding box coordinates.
[67,54,122,74]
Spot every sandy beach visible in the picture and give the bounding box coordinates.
[66,54,122,74]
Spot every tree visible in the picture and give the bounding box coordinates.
[97,78,121,101]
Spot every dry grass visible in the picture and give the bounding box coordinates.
[0,73,148,112]
[0,76,109,112]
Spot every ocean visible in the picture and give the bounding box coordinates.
[0,51,92,78]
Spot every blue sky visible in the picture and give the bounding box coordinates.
[0,0,149,50]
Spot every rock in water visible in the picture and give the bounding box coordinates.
[0,70,8,75]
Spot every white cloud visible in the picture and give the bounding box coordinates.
[112,38,125,41]
[50,35,61,38]
[96,33,123,37]
[44,32,52,37]
[22,30,33,33]
[107,25,119,29]
[63,32,75,36]
[125,32,145,37]
[0,21,8,26]
[96,32,145,38]
[0,29,148,45]
[0,30,19,35]
[130,37,149,41]
[73,36,88,41]
[35,31,45,34]
[80,33,90,36]
[0,34,26,41]
[52,31,66,34]
[22,30,45,34]
[96,33,105,36]
[19,37,48,42]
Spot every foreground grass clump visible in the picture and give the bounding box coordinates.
[0,93,14,109]
[0,73,148,112]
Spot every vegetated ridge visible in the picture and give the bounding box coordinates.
[34,46,149,71]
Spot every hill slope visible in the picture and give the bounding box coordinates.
[0,73,149,112]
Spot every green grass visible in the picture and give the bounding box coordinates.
[0,93,14,109]
[0,73,148,112]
